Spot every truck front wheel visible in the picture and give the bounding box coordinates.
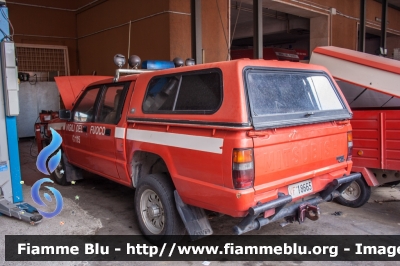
[51,151,82,186]
[335,178,371,208]
[134,173,186,244]
[51,152,70,186]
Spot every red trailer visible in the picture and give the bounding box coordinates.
[311,46,400,207]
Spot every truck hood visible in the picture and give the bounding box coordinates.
[54,76,112,109]
[310,46,400,97]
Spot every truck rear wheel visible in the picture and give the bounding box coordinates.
[134,173,185,244]
[335,178,371,208]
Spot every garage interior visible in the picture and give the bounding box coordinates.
[0,0,400,263]
[229,0,400,58]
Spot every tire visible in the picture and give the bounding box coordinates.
[335,177,371,208]
[134,173,186,245]
[51,151,72,186]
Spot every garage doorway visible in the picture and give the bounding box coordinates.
[229,0,330,61]
[359,26,400,58]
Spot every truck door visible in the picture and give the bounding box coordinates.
[64,86,102,168]
[89,82,130,180]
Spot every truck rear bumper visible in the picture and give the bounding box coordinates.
[233,172,361,235]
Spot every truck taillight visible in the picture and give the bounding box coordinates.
[232,149,254,189]
[347,131,353,161]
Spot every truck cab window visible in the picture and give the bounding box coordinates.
[73,87,100,122]
[97,85,126,124]
[143,76,180,112]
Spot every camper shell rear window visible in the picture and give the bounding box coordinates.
[244,67,352,129]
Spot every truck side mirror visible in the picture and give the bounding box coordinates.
[59,109,71,120]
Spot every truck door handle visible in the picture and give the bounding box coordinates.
[105,129,111,136]
[82,126,87,132]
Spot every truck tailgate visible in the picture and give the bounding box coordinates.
[252,124,349,195]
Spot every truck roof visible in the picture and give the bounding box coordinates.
[310,46,400,97]
[55,59,333,109]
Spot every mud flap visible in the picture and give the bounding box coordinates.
[65,166,83,182]
[174,191,213,241]
[64,153,83,182]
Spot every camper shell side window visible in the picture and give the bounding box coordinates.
[142,68,223,114]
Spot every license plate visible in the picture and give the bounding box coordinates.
[288,180,313,198]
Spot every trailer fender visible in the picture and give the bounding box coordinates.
[352,167,380,187]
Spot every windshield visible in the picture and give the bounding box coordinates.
[245,68,351,129]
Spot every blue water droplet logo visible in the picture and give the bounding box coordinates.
[44,193,52,202]
[31,178,63,219]
[32,127,64,219]
[36,128,62,175]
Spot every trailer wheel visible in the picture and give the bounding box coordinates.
[135,173,185,244]
[335,178,371,208]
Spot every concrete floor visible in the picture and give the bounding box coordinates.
[1,138,400,265]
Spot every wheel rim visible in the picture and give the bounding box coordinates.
[341,181,361,201]
[54,159,64,180]
[140,189,165,234]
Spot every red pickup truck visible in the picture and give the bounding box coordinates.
[49,57,360,243]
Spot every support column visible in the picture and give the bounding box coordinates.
[358,0,366,52]
[253,0,263,59]
[381,0,388,55]
[191,0,202,64]
[0,6,22,203]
